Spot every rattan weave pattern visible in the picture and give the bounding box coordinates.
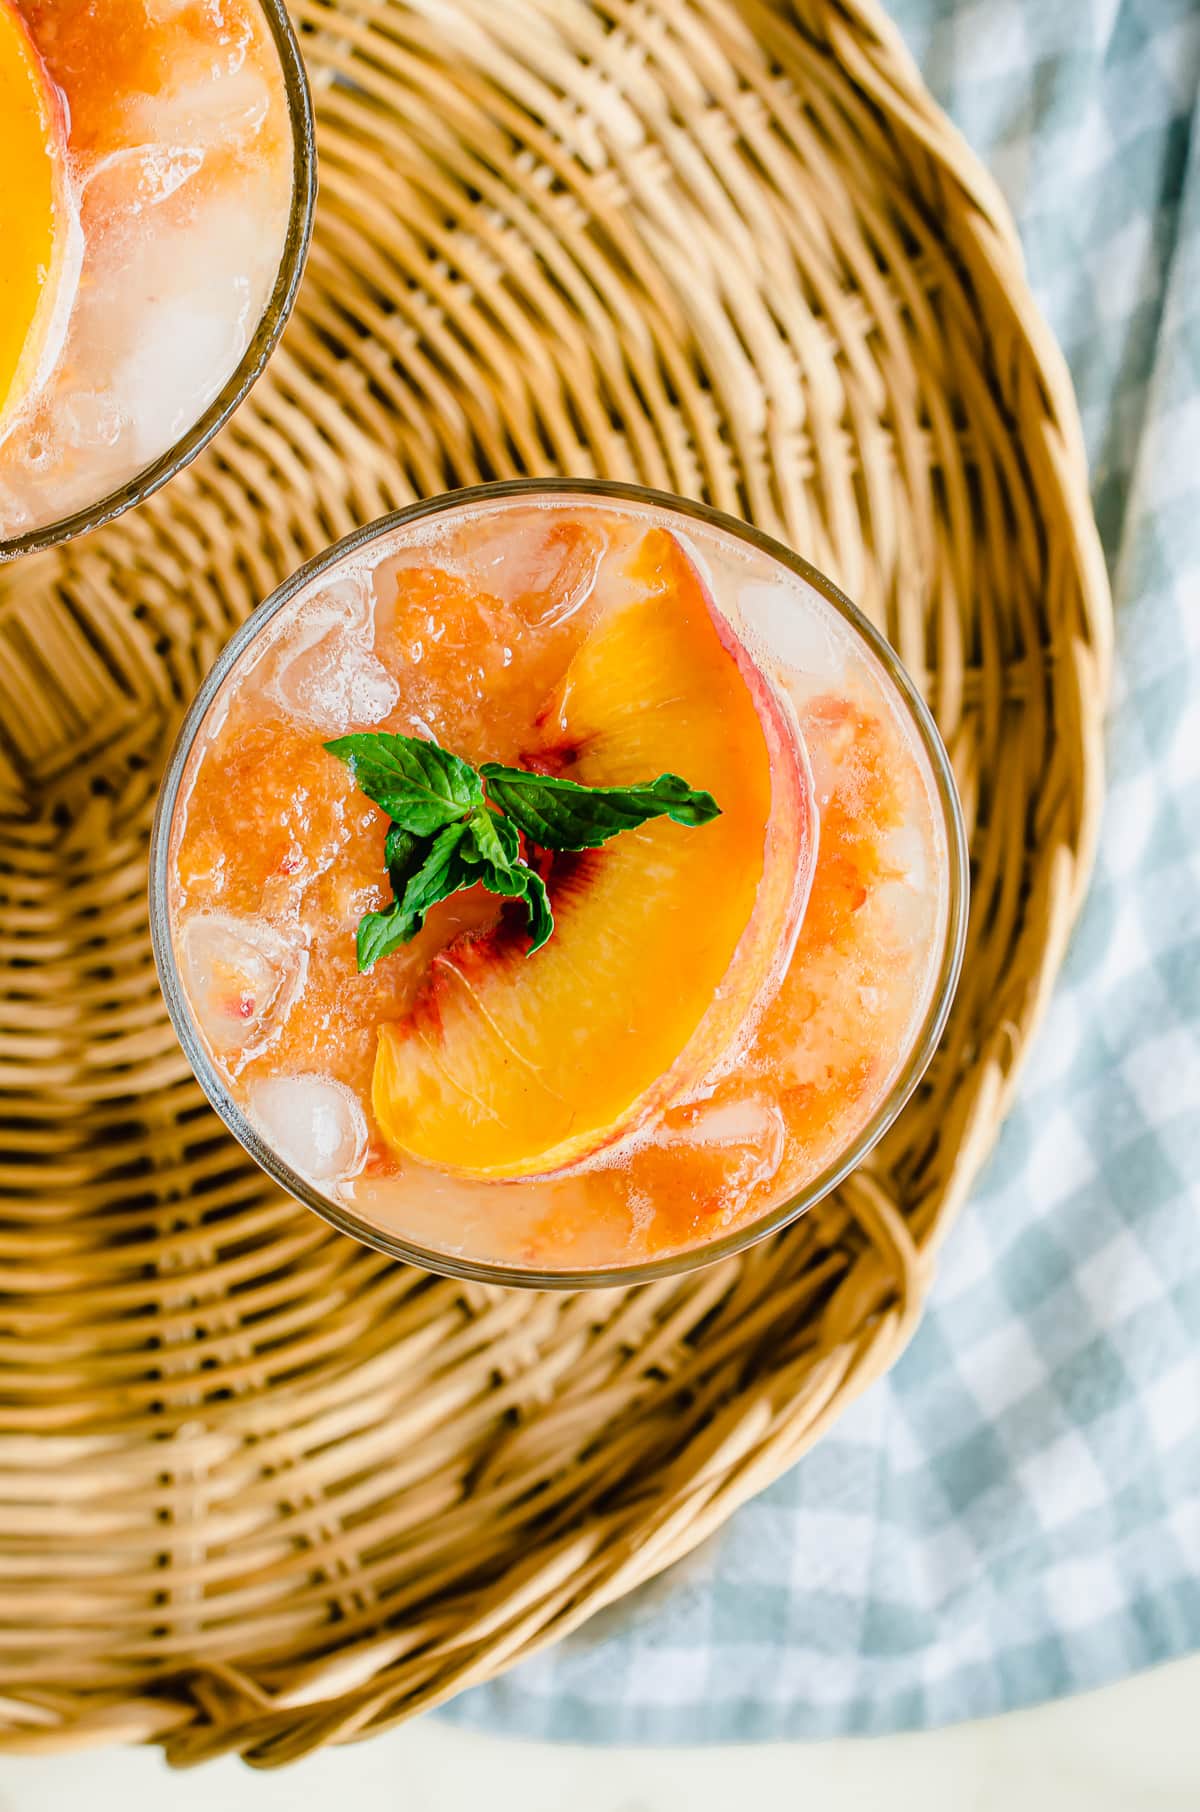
[0,0,1109,1766]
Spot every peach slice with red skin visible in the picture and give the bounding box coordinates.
[372,527,818,1180]
[0,0,74,438]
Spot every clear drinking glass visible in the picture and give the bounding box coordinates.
[150,480,969,1288]
[0,0,316,562]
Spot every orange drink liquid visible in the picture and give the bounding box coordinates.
[0,0,306,546]
[155,486,966,1282]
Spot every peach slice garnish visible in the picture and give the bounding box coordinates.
[0,0,74,438]
[372,527,818,1180]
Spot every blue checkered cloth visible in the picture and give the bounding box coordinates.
[444,0,1200,1740]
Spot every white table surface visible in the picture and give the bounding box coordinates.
[1,1652,1197,1810]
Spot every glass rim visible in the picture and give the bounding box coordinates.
[0,0,317,563]
[149,477,971,1291]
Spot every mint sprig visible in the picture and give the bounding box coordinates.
[480,765,720,850]
[324,731,719,971]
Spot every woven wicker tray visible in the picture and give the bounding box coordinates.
[0,0,1109,1766]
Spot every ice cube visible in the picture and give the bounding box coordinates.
[738,581,846,699]
[119,65,272,155]
[878,822,929,892]
[178,912,306,1067]
[264,574,399,730]
[870,878,933,949]
[122,300,240,461]
[662,1096,785,1153]
[69,156,285,470]
[82,144,205,217]
[58,391,124,451]
[0,480,32,536]
[653,1093,786,1214]
[247,1075,367,1184]
[449,508,605,627]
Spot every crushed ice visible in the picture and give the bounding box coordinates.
[263,572,399,731]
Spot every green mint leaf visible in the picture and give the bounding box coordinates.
[399,822,475,921]
[514,867,553,953]
[479,765,721,851]
[471,860,554,954]
[356,824,476,972]
[325,731,482,836]
[457,806,552,952]
[384,823,424,893]
[461,804,520,871]
[356,898,420,972]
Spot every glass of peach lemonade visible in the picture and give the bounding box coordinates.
[0,0,313,557]
[151,482,968,1285]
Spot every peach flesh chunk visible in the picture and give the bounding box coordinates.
[0,2,71,436]
[372,528,816,1180]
